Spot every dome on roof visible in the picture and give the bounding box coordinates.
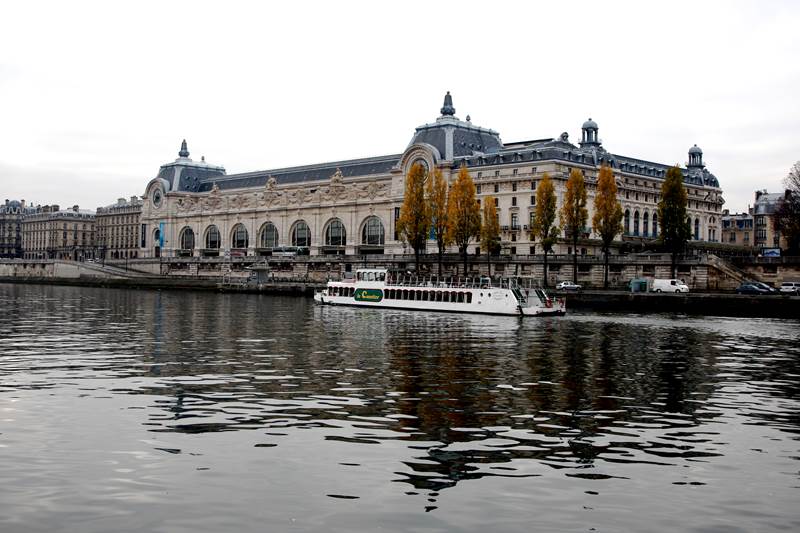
[582,118,598,130]
[689,144,703,155]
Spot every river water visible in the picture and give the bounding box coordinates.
[0,283,798,532]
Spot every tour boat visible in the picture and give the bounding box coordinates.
[313,269,565,316]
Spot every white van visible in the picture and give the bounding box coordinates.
[652,279,689,293]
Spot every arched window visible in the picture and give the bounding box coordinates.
[205,225,220,249]
[624,210,630,235]
[259,222,279,248]
[292,221,310,247]
[232,224,248,248]
[652,213,658,237]
[325,219,346,246]
[643,212,649,237]
[180,227,195,250]
[694,218,700,240]
[633,211,640,236]
[361,216,385,245]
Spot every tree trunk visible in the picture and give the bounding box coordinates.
[671,250,677,278]
[603,246,609,289]
[437,247,443,277]
[572,232,578,284]
[414,246,420,273]
[461,245,468,279]
[543,250,549,288]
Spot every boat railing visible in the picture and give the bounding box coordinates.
[384,275,529,290]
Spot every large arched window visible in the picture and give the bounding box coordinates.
[624,209,630,235]
[232,224,248,248]
[205,225,221,249]
[325,219,346,246]
[180,227,195,250]
[361,216,385,245]
[292,221,310,247]
[259,222,279,248]
[652,214,658,237]
[643,212,649,237]
[633,211,640,236]
[694,218,700,240]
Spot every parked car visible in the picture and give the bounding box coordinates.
[556,281,582,291]
[779,281,800,295]
[651,279,689,293]
[749,281,778,293]
[735,283,775,295]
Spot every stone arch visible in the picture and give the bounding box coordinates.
[398,143,440,177]
[179,226,195,250]
[324,217,346,247]
[291,220,311,248]
[258,221,279,248]
[231,223,248,249]
[205,225,221,249]
[360,215,385,246]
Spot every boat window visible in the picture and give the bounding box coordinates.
[467,293,473,303]
[378,272,385,282]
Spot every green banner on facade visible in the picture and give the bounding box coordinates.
[354,289,383,302]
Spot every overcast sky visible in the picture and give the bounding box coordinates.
[1,0,798,212]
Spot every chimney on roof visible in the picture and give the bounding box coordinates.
[755,190,764,201]
[118,198,126,205]
[72,205,79,212]
[21,199,25,208]
[130,196,138,204]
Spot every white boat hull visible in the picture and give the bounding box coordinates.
[314,275,565,317]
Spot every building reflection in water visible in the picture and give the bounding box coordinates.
[31,286,792,501]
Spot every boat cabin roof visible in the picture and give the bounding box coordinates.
[355,268,388,282]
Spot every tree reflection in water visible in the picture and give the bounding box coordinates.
[4,284,797,513]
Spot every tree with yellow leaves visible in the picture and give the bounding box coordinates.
[397,162,431,271]
[592,165,623,288]
[481,195,500,276]
[531,173,559,287]
[560,168,588,284]
[427,167,451,276]
[446,163,481,276]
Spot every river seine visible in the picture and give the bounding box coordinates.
[1,283,798,532]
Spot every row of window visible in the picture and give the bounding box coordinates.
[175,217,386,251]
[623,210,659,238]
[384,289,473,303]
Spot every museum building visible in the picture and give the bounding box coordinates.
[140,93,724,259]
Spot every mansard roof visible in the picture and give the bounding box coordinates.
[195,154,401,192]
[156,93,720,194]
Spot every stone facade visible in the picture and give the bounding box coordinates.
[1,199,37,258]
[140,94,724,261]
[21,205,96,260]
[721,209,754,247]
[752,189,790,252]
[96,197,142,260]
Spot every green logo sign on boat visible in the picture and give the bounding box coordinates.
[355,289,383,302]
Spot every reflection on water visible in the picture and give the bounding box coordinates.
[1,283,799,532]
